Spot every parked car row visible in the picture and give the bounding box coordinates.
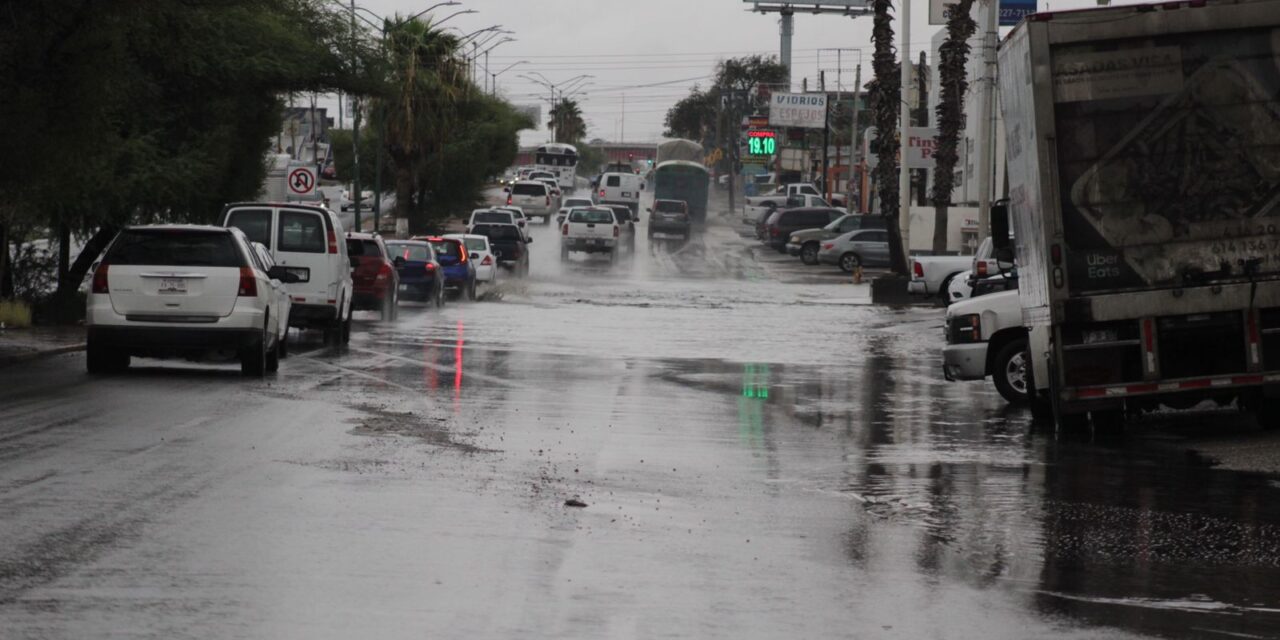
[83,201,520,378]
[753,206,893,274]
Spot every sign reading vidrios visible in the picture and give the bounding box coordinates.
[768,93,828,129]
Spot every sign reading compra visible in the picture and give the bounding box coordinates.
[768,93,827,129]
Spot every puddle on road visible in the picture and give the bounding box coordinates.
[347,403,497,455]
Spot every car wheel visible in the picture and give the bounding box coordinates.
[992,338,1032,405]
[466,280,477,301]
[938,273,959,301]
[800,242,820,266]
[265,336,280,373]
[240,330,267,377]
[435,283,445,308]
[278,327,289,359]
[839,253,861,273]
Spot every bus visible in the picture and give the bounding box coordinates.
[653,160,710,224]
[534,143,578,192]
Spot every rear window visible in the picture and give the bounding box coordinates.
[106,229,243,267]
[570,209,615,224]
[564,199,593,208]
[474,225,522,241]
[346,239,382,257]
[606,175,621,187]
[385,242,432,262]
[797,212,830,227]
[472,211,511,224]
[278,211,326,253]
[460,237,489,251]
[655,201,685,213]
[430,239,461,258]
[512,183,546,196]
[225,209,272,247]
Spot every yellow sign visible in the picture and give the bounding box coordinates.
[705,148,723,165]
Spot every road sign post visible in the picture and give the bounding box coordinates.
[287,166,317,198]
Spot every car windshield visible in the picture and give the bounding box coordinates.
[430,240,461,258]
[472,211,511,224]
[474,224,522,241]
[385,242,432,261]
[346,239,381,257]
[106,229,242,267]
[569,209,614,224]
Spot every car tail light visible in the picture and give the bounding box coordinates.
[822,243,834,250]
[613,225,620,238]
[913,260,924,278]
[238,267,258,297]
[327,225,338,254]
[562,224,569,236]
[376,262,392,281]
[600,189,606,198]
[769,226,780,237]
[458,246,468,264]
[91,263,109,294]
[507,195,513,205]
[545,195,551,206]
[481,255,493,266]
[426,262,437,272]
[977,261,988,277]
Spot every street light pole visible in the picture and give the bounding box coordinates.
[350,0,361,230]
[490,60,527,96]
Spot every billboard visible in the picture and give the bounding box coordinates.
[929,0,1035,26]
[768,93,828,129]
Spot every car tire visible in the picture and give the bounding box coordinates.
[381,293,395,321]
[466,280,477,301]
[240,330,267,377]
[992,338,1032,405]
[435,283,445,308]
[265,337,280,373]
[839,253,861,273]
[278,327,289,359]
[938,273,960,301]
[800,242,820,266]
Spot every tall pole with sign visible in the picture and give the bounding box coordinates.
[849,64,861,211]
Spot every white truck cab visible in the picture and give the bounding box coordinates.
[943,289,1028,404]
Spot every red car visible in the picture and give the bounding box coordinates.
[346,232,399,320]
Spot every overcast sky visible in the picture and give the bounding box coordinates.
[319,0,1135,147]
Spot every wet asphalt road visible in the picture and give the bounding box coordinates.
[2,194,1280,639]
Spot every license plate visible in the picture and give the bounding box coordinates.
[589,239,601,245]
[284,267,309,283]
[158,278,186,294]
[399,284,409,291]
[622,192,633,198]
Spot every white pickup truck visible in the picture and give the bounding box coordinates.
[560,206,621,263]
[743,193,845,225]
[942,289,1028,404]
[744,183,846,210]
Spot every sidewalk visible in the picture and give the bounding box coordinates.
[0,325,86,367]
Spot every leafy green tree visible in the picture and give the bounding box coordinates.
[663,87,716,144]
[931,0,977,253]
[0,0,374,310]
[548,98,586,144]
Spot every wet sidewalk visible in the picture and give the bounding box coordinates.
[0,325,86,367]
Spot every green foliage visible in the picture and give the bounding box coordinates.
[577,144,606,176]
[548,99,586,144]
[663,87,716,144]
[0,0,376,299]
[329,128,388,188]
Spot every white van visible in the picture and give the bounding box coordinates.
[596,172,644,213]
[221,203,355,343]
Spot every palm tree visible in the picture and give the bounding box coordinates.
[548,98,586,143]
[870,0,907,275]
[931,0,977,253]
[377,16,467,228]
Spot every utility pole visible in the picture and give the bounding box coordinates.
[897,0,912,257]
[780,9,794,88]
[849,63,861,212]
[975,0,999,243]
[821,71,830,201]
[350,0,361,230]
[621,93,625,142]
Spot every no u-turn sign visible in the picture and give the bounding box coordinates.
[288,166,316,196]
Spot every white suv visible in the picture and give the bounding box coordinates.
[507,180,558,219]
[85,225,298,376]
[222,202,354,344]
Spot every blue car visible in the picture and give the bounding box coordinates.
[420,236,478,301]
[384,240,445,308]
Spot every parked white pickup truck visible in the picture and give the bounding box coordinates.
[743,193,845,225]
[745,183,846,209]
[908,254,972,300]
[560,206,621,263]
[942,289,1028,404]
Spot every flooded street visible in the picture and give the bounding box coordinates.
[3,195,1280,640]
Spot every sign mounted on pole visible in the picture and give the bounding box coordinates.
[746,130,777,156]
[929,0,1036,26]
[768,93,828,129]
[287,166,316,196]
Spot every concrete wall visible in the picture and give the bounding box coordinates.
[906,205,980,254]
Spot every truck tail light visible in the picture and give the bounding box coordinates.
[91,263,110,294]
[1050,244,1062,266]
[600,189,606,198]
[376,263,392,281]
[613,225,620,238]
[327,225,338,254]
[977,261,988,277]
[913,260,924,278]
[238,267,258,297]
[545,195,550,206]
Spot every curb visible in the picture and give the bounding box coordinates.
[0,343,87,368]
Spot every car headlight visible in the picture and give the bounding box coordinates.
[789,236,800,244]
[948,314,982,343]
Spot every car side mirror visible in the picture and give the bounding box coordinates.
[393,256,405,267]
[526,237,533,244]
[268,266,301,284]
